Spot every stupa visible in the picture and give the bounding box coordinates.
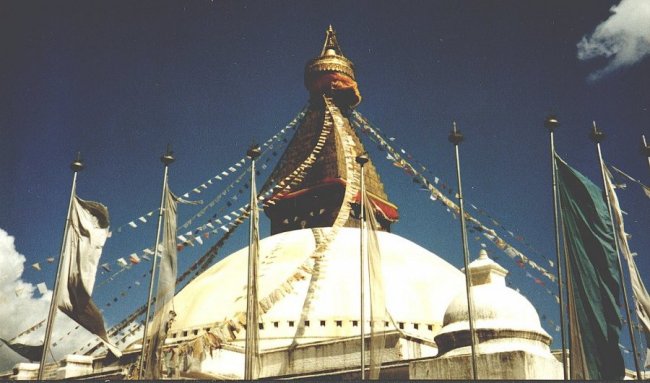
[4,26,565,381]
[143,25,465,379]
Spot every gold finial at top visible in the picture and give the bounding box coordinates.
[320,24,344,57]
[305,25,356,84]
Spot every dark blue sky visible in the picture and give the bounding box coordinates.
[1,0,648,369]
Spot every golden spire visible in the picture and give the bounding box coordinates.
[305,25,356,84]
[320,25,344,56]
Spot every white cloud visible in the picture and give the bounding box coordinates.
[0,229,98,372]
[577,0,650,81]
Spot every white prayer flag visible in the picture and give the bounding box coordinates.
[128,221,137,228]
[58,196,121,357]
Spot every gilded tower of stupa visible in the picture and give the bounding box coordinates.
[263,26,398,234]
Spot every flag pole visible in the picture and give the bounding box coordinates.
[244,144,261,380]
[448,122,478,380]
[589,123,642,380]
[356,153,369,380]
[38,153,84,380]
[138,145,174,379]
[545,115,569,380]
[642,134,650,174]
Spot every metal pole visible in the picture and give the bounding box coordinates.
[545,115,569,380]
[245,144,261,380]
[590,123,642,380]
[356,153,369,380]
[138,146,174,379]
[448,122,478,380]
[38,153,84,380]
[642,135,650,174]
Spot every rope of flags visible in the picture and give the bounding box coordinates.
[351,111,558,284]
[110,108,307,236]
[350,112,572,309]
[78,108,318,355]
[25,108,305,288]
[610,165,650,198]
[349,110,557,272]
[9,110,306,355]
[82,109,301,289]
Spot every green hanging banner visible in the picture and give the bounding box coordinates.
[555,154,624,380]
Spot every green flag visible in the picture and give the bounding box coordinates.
[555,154,624,380]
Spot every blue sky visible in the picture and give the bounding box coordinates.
[1,0,649,371]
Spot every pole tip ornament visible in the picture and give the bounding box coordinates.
[544,115,559,132]
[247,144,262,160]
[589,121,605,144]
[161,144,175,166]
[355,152,369,166]
[70,152,84,172]
[448,122,464,145]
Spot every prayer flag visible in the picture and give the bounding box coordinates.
[128,221,137,228]
[556,155,623,380]
[145,184,180,378]
[117,258,128,267]
[31,263,41,271]
[57,196,121,357]
[605,167,650,369]
[0,338,43,362]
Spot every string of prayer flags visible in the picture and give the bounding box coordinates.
[351,111,557,286]
[81,113,310,353]
[104,110,302,238]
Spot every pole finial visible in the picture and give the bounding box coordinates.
[247,143,262,160]
[161,144,175,166]
[589,121,605,144]
[355,152,369,166]
[544,115,559,132]
[70,151,84,172]
[448,121,464,145]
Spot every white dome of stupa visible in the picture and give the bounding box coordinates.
[435,249,552,357]
[159,227,465,350]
